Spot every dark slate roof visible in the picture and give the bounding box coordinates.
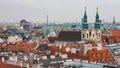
[57,31,81,42]
[36,44,48,51]
[32,26,42,29]
[48,37,57,43]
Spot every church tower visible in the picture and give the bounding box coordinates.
[94,7,101,29]
[82,6,88,30]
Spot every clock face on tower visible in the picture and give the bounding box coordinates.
[23,24,30,31]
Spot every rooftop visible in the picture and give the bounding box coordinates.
[57,31,81,42]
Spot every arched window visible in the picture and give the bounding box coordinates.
[83,34,84,38]
[87,33,89,38]
[93,34,94,38]
[99,33,101,37]
[89,31,91,36]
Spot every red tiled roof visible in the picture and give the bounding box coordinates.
[0,46,4,49]
[102,32,120,44]
[48,45,58,52]
[47,44,84,59]
[39,52,45,56]
[102,30,120,43]
[87,42,97,46]
[0,63,23,68]
[39,39,49,44]
[66,44,84,49]
[86,48,116,64]
[115,38,120,42]
[3,42,37,53]
[48,44,84,54]
[0,42,4,45]
[101,36,106,43]
[109,29,120,37]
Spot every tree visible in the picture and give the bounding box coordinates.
[69,65,71,68]
[72,65,76,68]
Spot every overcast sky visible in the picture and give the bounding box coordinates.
[0,0,119,23]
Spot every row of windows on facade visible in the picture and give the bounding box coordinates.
[89,58,113,64]
[90,52,110,57]
[82,32,101,39]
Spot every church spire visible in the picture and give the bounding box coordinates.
[84,6,87,22]
[96,7,99,22]
[95,7,101,29]
[82,6,88,30]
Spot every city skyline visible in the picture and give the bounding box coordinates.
[0,0,120,23]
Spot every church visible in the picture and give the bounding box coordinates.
[81,7,101,42]
[56,7,102,43]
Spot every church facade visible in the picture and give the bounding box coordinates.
[81,7,101,42]
[56,7,102,44]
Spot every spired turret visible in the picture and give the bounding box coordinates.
[94,7,101,29]
[82,6,88,30]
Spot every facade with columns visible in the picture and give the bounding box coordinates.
[81,7,101,42]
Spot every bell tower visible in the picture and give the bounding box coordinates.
[94,7,101,29]
[82,6,88,30]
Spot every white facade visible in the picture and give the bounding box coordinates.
[71,48,76,53]
[97,43,103,50]
[50,55,55,59]
[7,35,23,43]
[81,30,89,40]
[84,44,93,55]
[81,29,101,42]
[0,38,4,42]
[61,54,68,58]
[47,29,56,37]
[66,47,70,52]
[9,56,18,62]
[24,55,28,61]
[42,56,47,60]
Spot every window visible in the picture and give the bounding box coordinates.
[87,33,89,38]
[93,34,94,38]
[98,60,101,63]
[101,59,104,63]
[96,54,99,57]
[99,33,101,37]
[93,54,95,57]
[83,34,84,38]
[102,53,105,56]
[107,57,110,61]
[89,32,91,36]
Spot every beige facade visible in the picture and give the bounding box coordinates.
[81,30,90,40]
[81,29,101,42]
[7,35,23,43]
